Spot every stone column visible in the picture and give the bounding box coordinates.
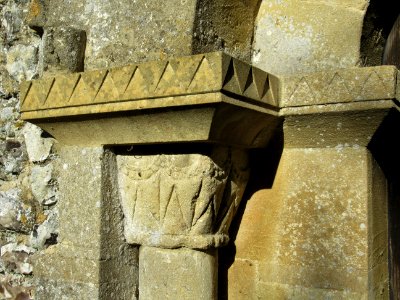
[117,147,249,299]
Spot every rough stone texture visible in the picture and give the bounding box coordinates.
[279,66,396,149]
[39,27,86,76]
[22,123,53,163]
[1,1,60,296]
[25,0,47,29]
[31,0,260,69]
[192,0,259,63]
[229,147,388,299]
[6,44,39,82]
[0,188,33,232]
[253,0,369,75]
[30,164,57,206]
[139,246,217,300]
[29,209,58,250]
[33,147,138,299]
[1,0,397,298]
[227,65,393,297]
[117,147,249,249]
[21,0,261,70]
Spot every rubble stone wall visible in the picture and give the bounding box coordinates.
[1,0,57,298]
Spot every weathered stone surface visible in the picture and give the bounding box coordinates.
[279,66,396,148]
[0,138,25,179]
[26,0,48,29]
[20,53,281,149]
[29,209,58,249]
[29,0,260,69]
[0,281,33,300]
[117,147,249,249]
[229,147,388,298]
[33,147,138,299]
[279,65,397,107]
[139,246,217,300]
[282,109,391,148]
[0,189,24,231]
[0,66,18,97]
[193,0,259,62]
[1,0,27,44]
[1,1,59,295]
[6,44,39,83]
[21,52,279,115]
[0,189,33,232]
[1,243,35,275]
[40,27,86,76]
[253,0,368,75]
[227,258,257,299]
[22,123,53,163]
[30,164,57,206]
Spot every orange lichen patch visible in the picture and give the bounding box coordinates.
[28,0,41,18]
[36,213,48,224]
[19,214,29,226]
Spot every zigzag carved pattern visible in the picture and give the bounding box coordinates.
[283,66,397,106]
[21,52,275,112]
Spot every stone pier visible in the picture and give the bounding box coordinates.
[229,66,398,299]
[20,52,281,299]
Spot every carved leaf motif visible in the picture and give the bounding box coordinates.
[174,178,202,228]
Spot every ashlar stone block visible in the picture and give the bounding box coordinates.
[139,247,217,300]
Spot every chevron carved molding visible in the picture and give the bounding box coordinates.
[20,52,278,118]
[280,66,398,107]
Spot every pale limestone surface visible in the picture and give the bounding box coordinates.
[20,52,278,116]
[117,147,249,249]
[227,64,393,298]
[26,0,260,69]
[19,53,399,299]
[279,66,396,148]
[229,147,388,299]
[139,247,217,299]
[253,0,369,75]
[279,66,398,107]
[20,52,281,148]
[34,147,138,299]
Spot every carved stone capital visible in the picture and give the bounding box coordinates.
[117,146,249,249]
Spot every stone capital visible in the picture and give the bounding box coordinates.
[117,147,249,249]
